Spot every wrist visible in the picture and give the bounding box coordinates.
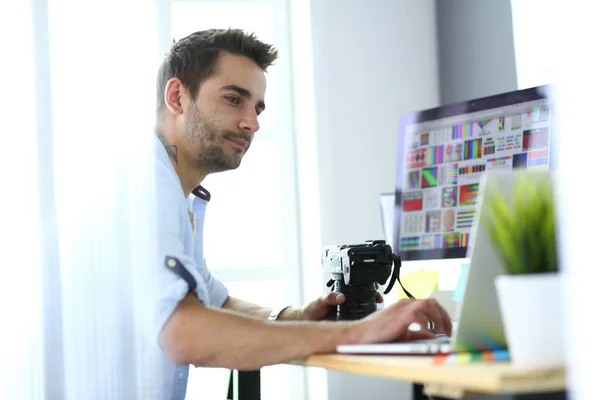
[278,306,302,321]
[268,305,296,322]
[338,320,363,345]
[317,320,362,354]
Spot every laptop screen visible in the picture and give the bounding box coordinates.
[393,85,554,261]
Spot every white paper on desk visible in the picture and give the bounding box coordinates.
[379,193,395,245]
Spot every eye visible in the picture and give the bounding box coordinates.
[225,95,240,105]
[255,108,263,116]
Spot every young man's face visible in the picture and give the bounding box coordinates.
[180,52,267,173]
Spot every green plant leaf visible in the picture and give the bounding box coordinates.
[483,173,558,275]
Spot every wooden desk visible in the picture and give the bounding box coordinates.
[296,354,566,399]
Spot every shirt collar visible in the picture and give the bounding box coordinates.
[154,135,211,202]
[191,185,211,201]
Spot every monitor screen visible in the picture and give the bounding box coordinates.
[393,85,553,261]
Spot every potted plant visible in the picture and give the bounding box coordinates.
[480,169,564,368]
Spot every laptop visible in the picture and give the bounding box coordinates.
[337,171,510,355]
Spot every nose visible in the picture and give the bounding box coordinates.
[239,108,260,134]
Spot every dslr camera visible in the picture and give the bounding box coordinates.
[322,240,411,320]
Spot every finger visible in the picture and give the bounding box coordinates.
[425,299,447,334]
[411,299,446,335]
[426,299,450,335]
[404,329,436,342]
[411,299,444,330]
[403,310,435,337]
[429,299,452,336]
[435,302,453,336]
[376,292,384,304]
[323,292,345,305]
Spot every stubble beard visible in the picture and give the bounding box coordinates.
[183,104,248,173]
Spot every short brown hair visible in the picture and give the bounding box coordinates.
[156,28,278,113]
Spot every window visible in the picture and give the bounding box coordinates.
[168,1,304,399]
[202,141,285,270]
[510,0,557,88]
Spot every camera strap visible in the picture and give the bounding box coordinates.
[384,254,414,299]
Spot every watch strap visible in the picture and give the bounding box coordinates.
[267,305,292,322]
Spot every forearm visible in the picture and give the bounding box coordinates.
[161,294,355,370]
[222,295,302,321]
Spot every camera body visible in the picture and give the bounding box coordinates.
[322,240,394,320]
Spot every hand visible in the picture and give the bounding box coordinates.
[350,298,453,343]
[300,289,384,321]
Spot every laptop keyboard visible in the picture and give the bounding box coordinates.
[432,334,452,344]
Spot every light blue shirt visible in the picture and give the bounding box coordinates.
[154,136,229,399]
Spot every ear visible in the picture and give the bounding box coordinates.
[164,78,185,115]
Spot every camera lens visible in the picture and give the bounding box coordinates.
[333,280,378,320]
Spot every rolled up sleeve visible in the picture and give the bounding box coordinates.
[156,234,210,338]
[154,163,210,343]
[202,259,229,308]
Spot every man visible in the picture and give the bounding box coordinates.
[154,28,451,399]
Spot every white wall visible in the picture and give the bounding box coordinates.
[436,0,518,103]
[297,0,441,399]
[310,0,440,246]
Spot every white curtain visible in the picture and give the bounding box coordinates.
[0,0,165,398]
[554,2,599,400]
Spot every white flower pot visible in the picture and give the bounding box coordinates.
[494,273,565,369]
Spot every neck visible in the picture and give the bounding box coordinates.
[156,128,209,198]
[174,156,209,198]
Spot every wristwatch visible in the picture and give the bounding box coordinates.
[267,305,292,322]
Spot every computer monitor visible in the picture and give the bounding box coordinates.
[393,85,554,261]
